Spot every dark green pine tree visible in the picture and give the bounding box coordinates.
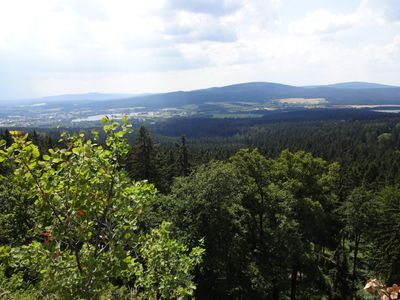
[178,135,190,176]
[332,243,351,299]
[46,135,55,150]
[128,126,157,183]
[155,149,176,193]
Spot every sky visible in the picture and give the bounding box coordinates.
[0,0,399,99]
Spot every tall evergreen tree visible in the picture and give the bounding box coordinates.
[177,135,190,176]
[128,126,157,182]
[155,149,176,193]
[339,187,375,298]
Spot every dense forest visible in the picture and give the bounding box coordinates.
[1,113,400,299]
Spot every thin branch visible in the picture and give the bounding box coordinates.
[21,158,63,225]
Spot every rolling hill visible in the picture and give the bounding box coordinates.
[2,81,400,127]
[79,81,400,109]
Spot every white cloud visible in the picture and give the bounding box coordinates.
[362,35,400,63]
[0,0,399,98]
[162,11,237,43]
[289,9,359,35]
[165,0,242,16]
[360,0,400,22]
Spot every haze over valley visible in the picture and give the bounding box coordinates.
[2,81,400,127]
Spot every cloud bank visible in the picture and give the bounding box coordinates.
[0,0,399,99]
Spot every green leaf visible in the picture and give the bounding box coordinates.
[32,146,40,159]
[101,116,108,124]
[72,148,81,155]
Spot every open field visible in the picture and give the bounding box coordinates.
[341,104,400,108]
[276,98,326,105]
[373,109,400,113]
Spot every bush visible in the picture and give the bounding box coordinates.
[0,118,203,299]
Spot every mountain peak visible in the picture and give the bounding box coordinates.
[320,82,398,89]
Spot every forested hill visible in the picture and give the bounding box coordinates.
[2,117,400,299]
[84,81,400,109]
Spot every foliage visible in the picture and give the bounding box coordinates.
[0,118,203,299]
[371,186,400,283]
[0,176,35,246]
[165,160,249,299]
[164,148,340,299]
[128,126,157,183]
[2,114,400,298]
[339,187,376,296]
[137,222,204,299]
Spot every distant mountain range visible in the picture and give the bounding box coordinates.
[305,82,398,89]
[84,81,400,109]
[5,93,147,105]
[11,81,400,108]
[39,93,137,103]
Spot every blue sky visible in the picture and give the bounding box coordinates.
[0,0,399,99]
